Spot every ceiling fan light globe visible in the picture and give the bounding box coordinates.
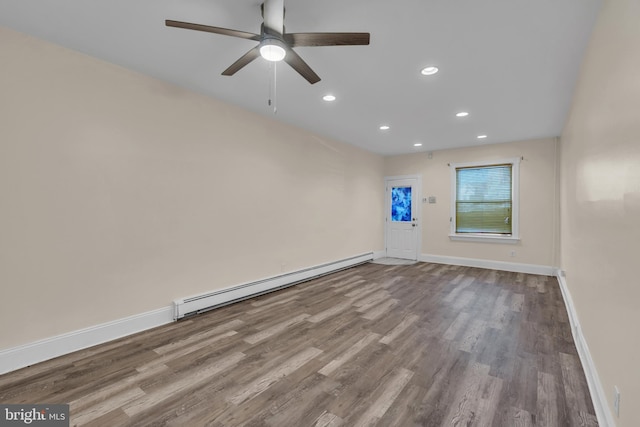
[260,40,286,62]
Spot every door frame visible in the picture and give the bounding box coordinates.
[384,175,422,260]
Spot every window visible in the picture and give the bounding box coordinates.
[450,158,520,242]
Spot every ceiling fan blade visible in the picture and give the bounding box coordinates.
[284,48,321,84]
[165,20,260,41]
[284,32,370,47]
[262,0,284,35]
[222,46,261,76]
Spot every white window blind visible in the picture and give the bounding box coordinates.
[455,164,512,234]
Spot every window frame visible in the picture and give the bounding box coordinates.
[449,158,520,243]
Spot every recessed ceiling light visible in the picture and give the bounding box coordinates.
[456,112,469,117]
[421,66,439,76]
[414,143,423,147]
[477,135,488,139]
[323,95,336,102]
[379,125,390,130]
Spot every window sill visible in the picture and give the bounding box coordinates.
[449,234,520,244]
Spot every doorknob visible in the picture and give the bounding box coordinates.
[412,224,417,227]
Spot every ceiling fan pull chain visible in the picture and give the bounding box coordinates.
[268,61,277,114]
[268,61,273,107]
[273,62,278,114]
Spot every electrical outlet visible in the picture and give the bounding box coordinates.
[510,250,516,257]
[614,386,620,417]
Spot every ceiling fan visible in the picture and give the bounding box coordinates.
[166,0,370,84]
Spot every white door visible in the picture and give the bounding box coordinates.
[385,178,419,260]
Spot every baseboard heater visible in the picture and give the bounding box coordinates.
[173,252,374,320]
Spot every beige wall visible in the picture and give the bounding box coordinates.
[560,0,640,425]
[385,138,559,267]
[0,28,384,350]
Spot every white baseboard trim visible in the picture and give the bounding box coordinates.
[0,306,174,375]
[373,250,386,260]
[174,252,374,319]
[556,271,616,427]
[419,254,555,276]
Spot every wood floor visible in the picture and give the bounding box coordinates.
[0,262,598,426]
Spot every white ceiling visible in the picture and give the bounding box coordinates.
[0,0,601,155]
